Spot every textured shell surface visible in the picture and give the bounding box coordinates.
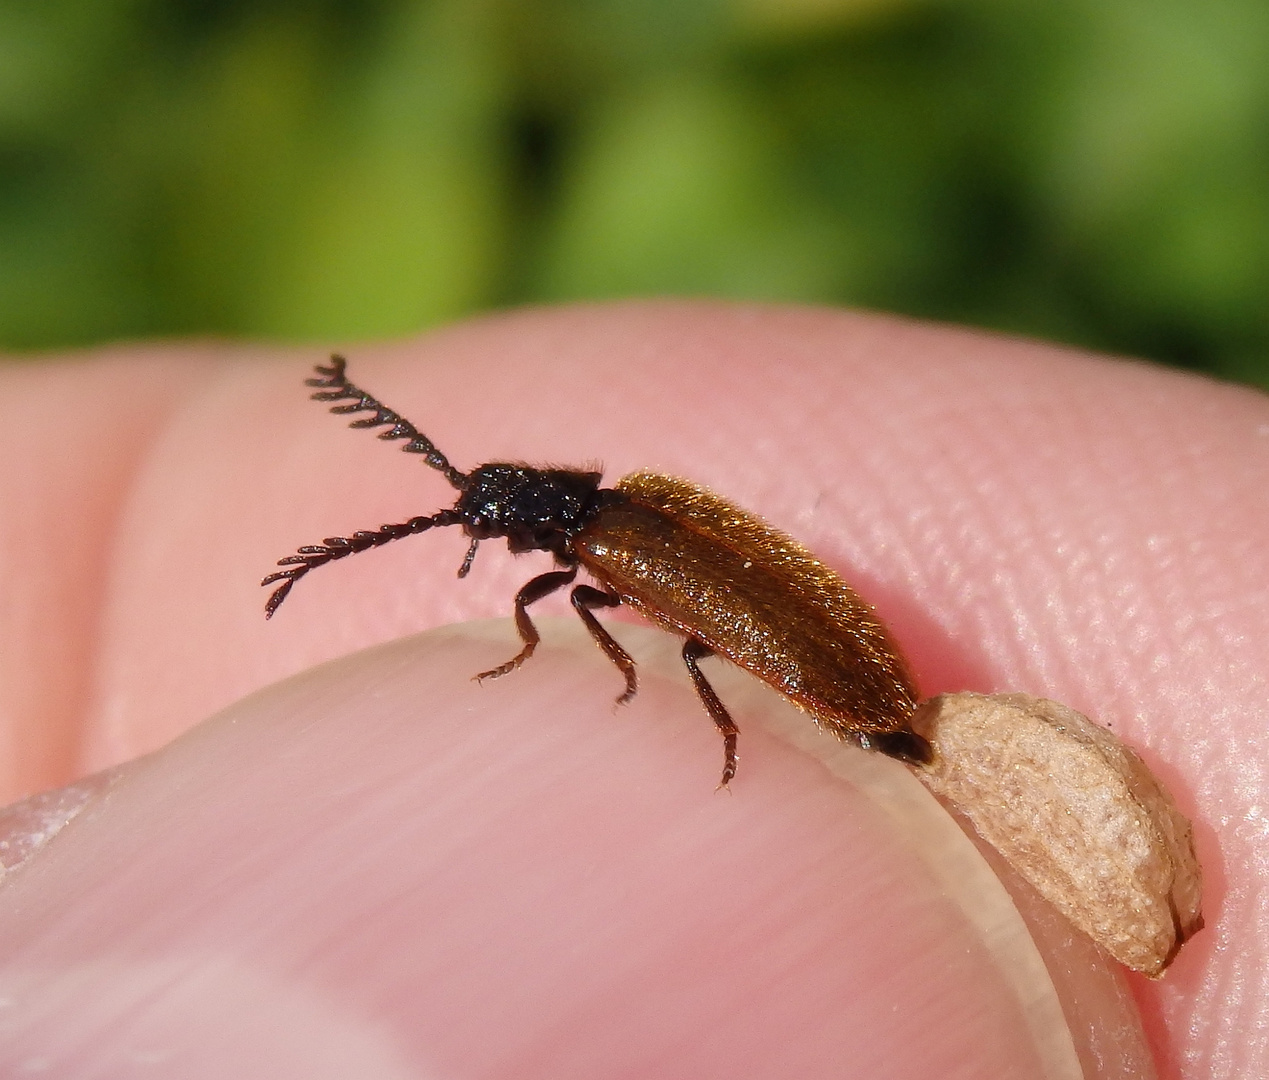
[573,472,918,736]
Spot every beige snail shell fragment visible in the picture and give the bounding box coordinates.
[910,692,1203,978]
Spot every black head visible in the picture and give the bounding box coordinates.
[456,464,612,557]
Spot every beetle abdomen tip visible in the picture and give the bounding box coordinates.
[871,729,934,766]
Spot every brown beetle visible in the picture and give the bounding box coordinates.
[264,356,931,784]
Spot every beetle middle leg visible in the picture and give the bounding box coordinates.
[570,585,637,704]
[475,567,578,682]
[681,638,739,788]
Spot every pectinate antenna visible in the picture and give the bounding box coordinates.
[308,355,468,490]
[262,509,466,618]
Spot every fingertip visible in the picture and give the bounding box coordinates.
[1,620,1152,1077]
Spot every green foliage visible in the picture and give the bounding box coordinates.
[1,0,1265,387]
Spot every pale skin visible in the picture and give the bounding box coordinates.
[0,302,1266,1078]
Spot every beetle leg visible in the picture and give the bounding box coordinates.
[681,639,739,788]
[570,585,636,705]
[475,567,579,682]
[457,537,479,578]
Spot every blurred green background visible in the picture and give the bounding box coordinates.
[2,0,1266,388]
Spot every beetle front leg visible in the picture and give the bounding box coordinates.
[570,585,636,704]
[681,638,739,788]
[475,567,579,682]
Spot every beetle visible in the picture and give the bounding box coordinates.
[263,355,932,784]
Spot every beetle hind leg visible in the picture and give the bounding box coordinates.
[570,585,637,704]
[681,639,739,789]
[475,567,578,682]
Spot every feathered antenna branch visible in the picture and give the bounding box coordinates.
[262,510,465,618]
[307,355,468,490]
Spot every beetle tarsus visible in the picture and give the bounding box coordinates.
[716,734,738,792]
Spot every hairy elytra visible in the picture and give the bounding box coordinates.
[263,356,932,784]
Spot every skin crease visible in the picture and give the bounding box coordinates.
[0,302,1266,1078]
